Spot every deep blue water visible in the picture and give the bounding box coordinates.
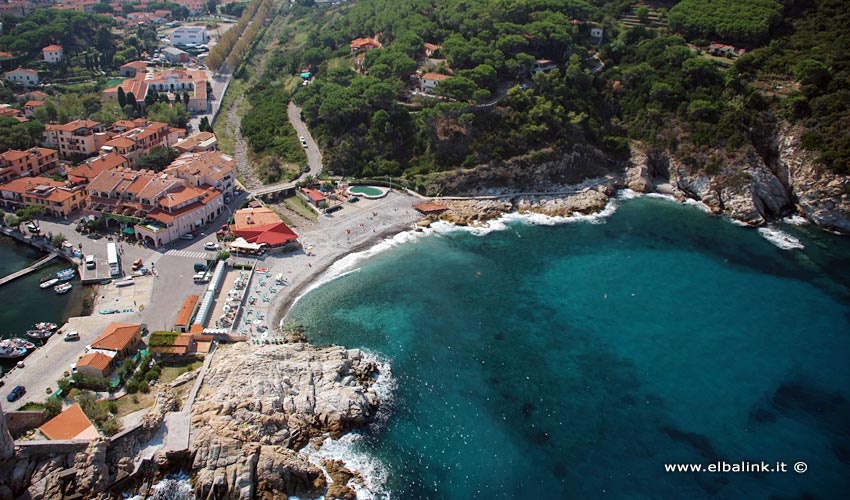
[289,197,850,499]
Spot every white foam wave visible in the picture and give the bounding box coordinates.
[758,226,805,250]
[300,351,396,500]
[617,188,642,200]
[782,215,809,226]
[727,218,751,227]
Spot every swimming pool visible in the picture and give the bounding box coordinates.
[347,185,388,199]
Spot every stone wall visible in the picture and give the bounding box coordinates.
[4,411,47,437]
[0,402,13,460]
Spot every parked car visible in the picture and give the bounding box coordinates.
[180,233,194,240]
[132,258,143,270]
[204,242,220,251]
[348,196,360,203]
[64,331,80,341]
[194,263,208,273]
[6,385,25,402]
[324,205,343,214]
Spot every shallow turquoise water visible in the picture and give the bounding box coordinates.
[289,197,850,499]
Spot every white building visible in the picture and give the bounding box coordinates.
[4,68,39,87]
[590,27,603,39]
[42,44,64,64]
[420,72,451,93]
[171,26,208,46]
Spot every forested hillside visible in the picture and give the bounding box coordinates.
[241,0,849,184]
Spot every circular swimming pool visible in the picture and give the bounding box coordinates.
[347,185,388,199]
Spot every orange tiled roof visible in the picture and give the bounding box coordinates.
[77,352,112,372]
[105,137,136,148]
[45,119,101,132]
[38,404,98,441]
[91,322,141,351]
[422,72,451,81]
[67,152,128,182]
[174,295,199,327]
[43,45,62,52]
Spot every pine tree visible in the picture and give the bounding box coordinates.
[117,87,126,108]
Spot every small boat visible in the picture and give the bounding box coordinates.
[26,329,53,339]
[9,338,35,350]
[114,278,134,287]
[39,274,57,283]
[99,308,119,315]
[39,278,60,289]
[57,268,76,281]
[0,345,27,359]
[54,283,72,294]
[33,322,58,331]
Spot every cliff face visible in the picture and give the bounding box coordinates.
[626,123,850,232]
[190,342,381,500]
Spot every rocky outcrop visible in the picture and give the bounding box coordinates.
[190,343,381,500]
[780,123,850,232]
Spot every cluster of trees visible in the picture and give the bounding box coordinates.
[206,0,275,72]
[136,145,180,171]
[0,9,116,60]
[735,0,850,173]
[0,116,44,151]
[221,1,247,17]
[668,0,783,44]
[240,82,306,182]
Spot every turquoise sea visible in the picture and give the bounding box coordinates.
[289,196,850,499]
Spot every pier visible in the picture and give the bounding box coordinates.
[0,251,62,287]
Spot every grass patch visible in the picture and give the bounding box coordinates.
[284,195,318,221]
[214,77,248,155]
[113,390,158,417]
[18,402,45,411]
[160,360,203,385]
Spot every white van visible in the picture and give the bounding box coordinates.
[85,255,96,269]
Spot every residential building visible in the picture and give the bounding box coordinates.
[86,167,225,246]
[300,188,327,208]
[350,37,382,53]
[22,99,45,117]
[76,351,114,380]
[0,51,14,59]
[532,59,558,75]
[0,147,59,182]
[423,43,442,57]
[176,0,206,16]
[43,119,107,160]
[0,105,25,122]
[163,150,235,196]
[42,44,63,64]
[708,42,745,57]
[174,131,218,153]
[0,177,87,217]
[590,27,603,39]
[38,404,99,441]
[66,151,129,184]
[229,207,298,249]
[104,69,209,114]
[101,120,183,167]
[4,68,38,87]
[90,322,142,360]
[420,72,451,93]
[119,60,148,78]
[171,26,208,46]
[162,47,190,64]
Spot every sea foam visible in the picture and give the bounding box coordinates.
[758,226,805,250]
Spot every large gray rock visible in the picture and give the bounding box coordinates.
[191,343,381,500]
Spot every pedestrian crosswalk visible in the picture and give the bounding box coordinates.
[165,249,212,259]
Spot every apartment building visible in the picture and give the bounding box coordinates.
[0,177,87,218]
[163,150,235,196]
[0,147,58,182]
[43,119,107,160]
[101,120,184,167]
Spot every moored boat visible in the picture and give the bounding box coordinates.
[39,278,60,289]
[56,268,76,281]
[9,338,35,350]
[33,322,58,331]
[0,345,27,359]
[26,329,52,339]
[54,283,72,294]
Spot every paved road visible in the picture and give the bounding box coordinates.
[249,103,323,197]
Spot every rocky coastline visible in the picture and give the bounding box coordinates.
[417,125,850,233]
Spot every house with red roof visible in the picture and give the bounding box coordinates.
[300,187,328,208]
[42,44,64,64]
[350,37,382,53]
[229,207,298,249]
[4,68,38,87]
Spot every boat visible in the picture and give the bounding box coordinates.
[39,278,60,289]
[114,278,134,287]
[54,283,72,294]
[33,322,58,331]
[56,268,76,281]
[99,308,119,315]
[0,344,27,359]
[26,329,53,339]
[9,338,35,350]
[39,274,57,283]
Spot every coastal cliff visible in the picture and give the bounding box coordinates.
[419,124,850,234]
[190,342,381,500]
